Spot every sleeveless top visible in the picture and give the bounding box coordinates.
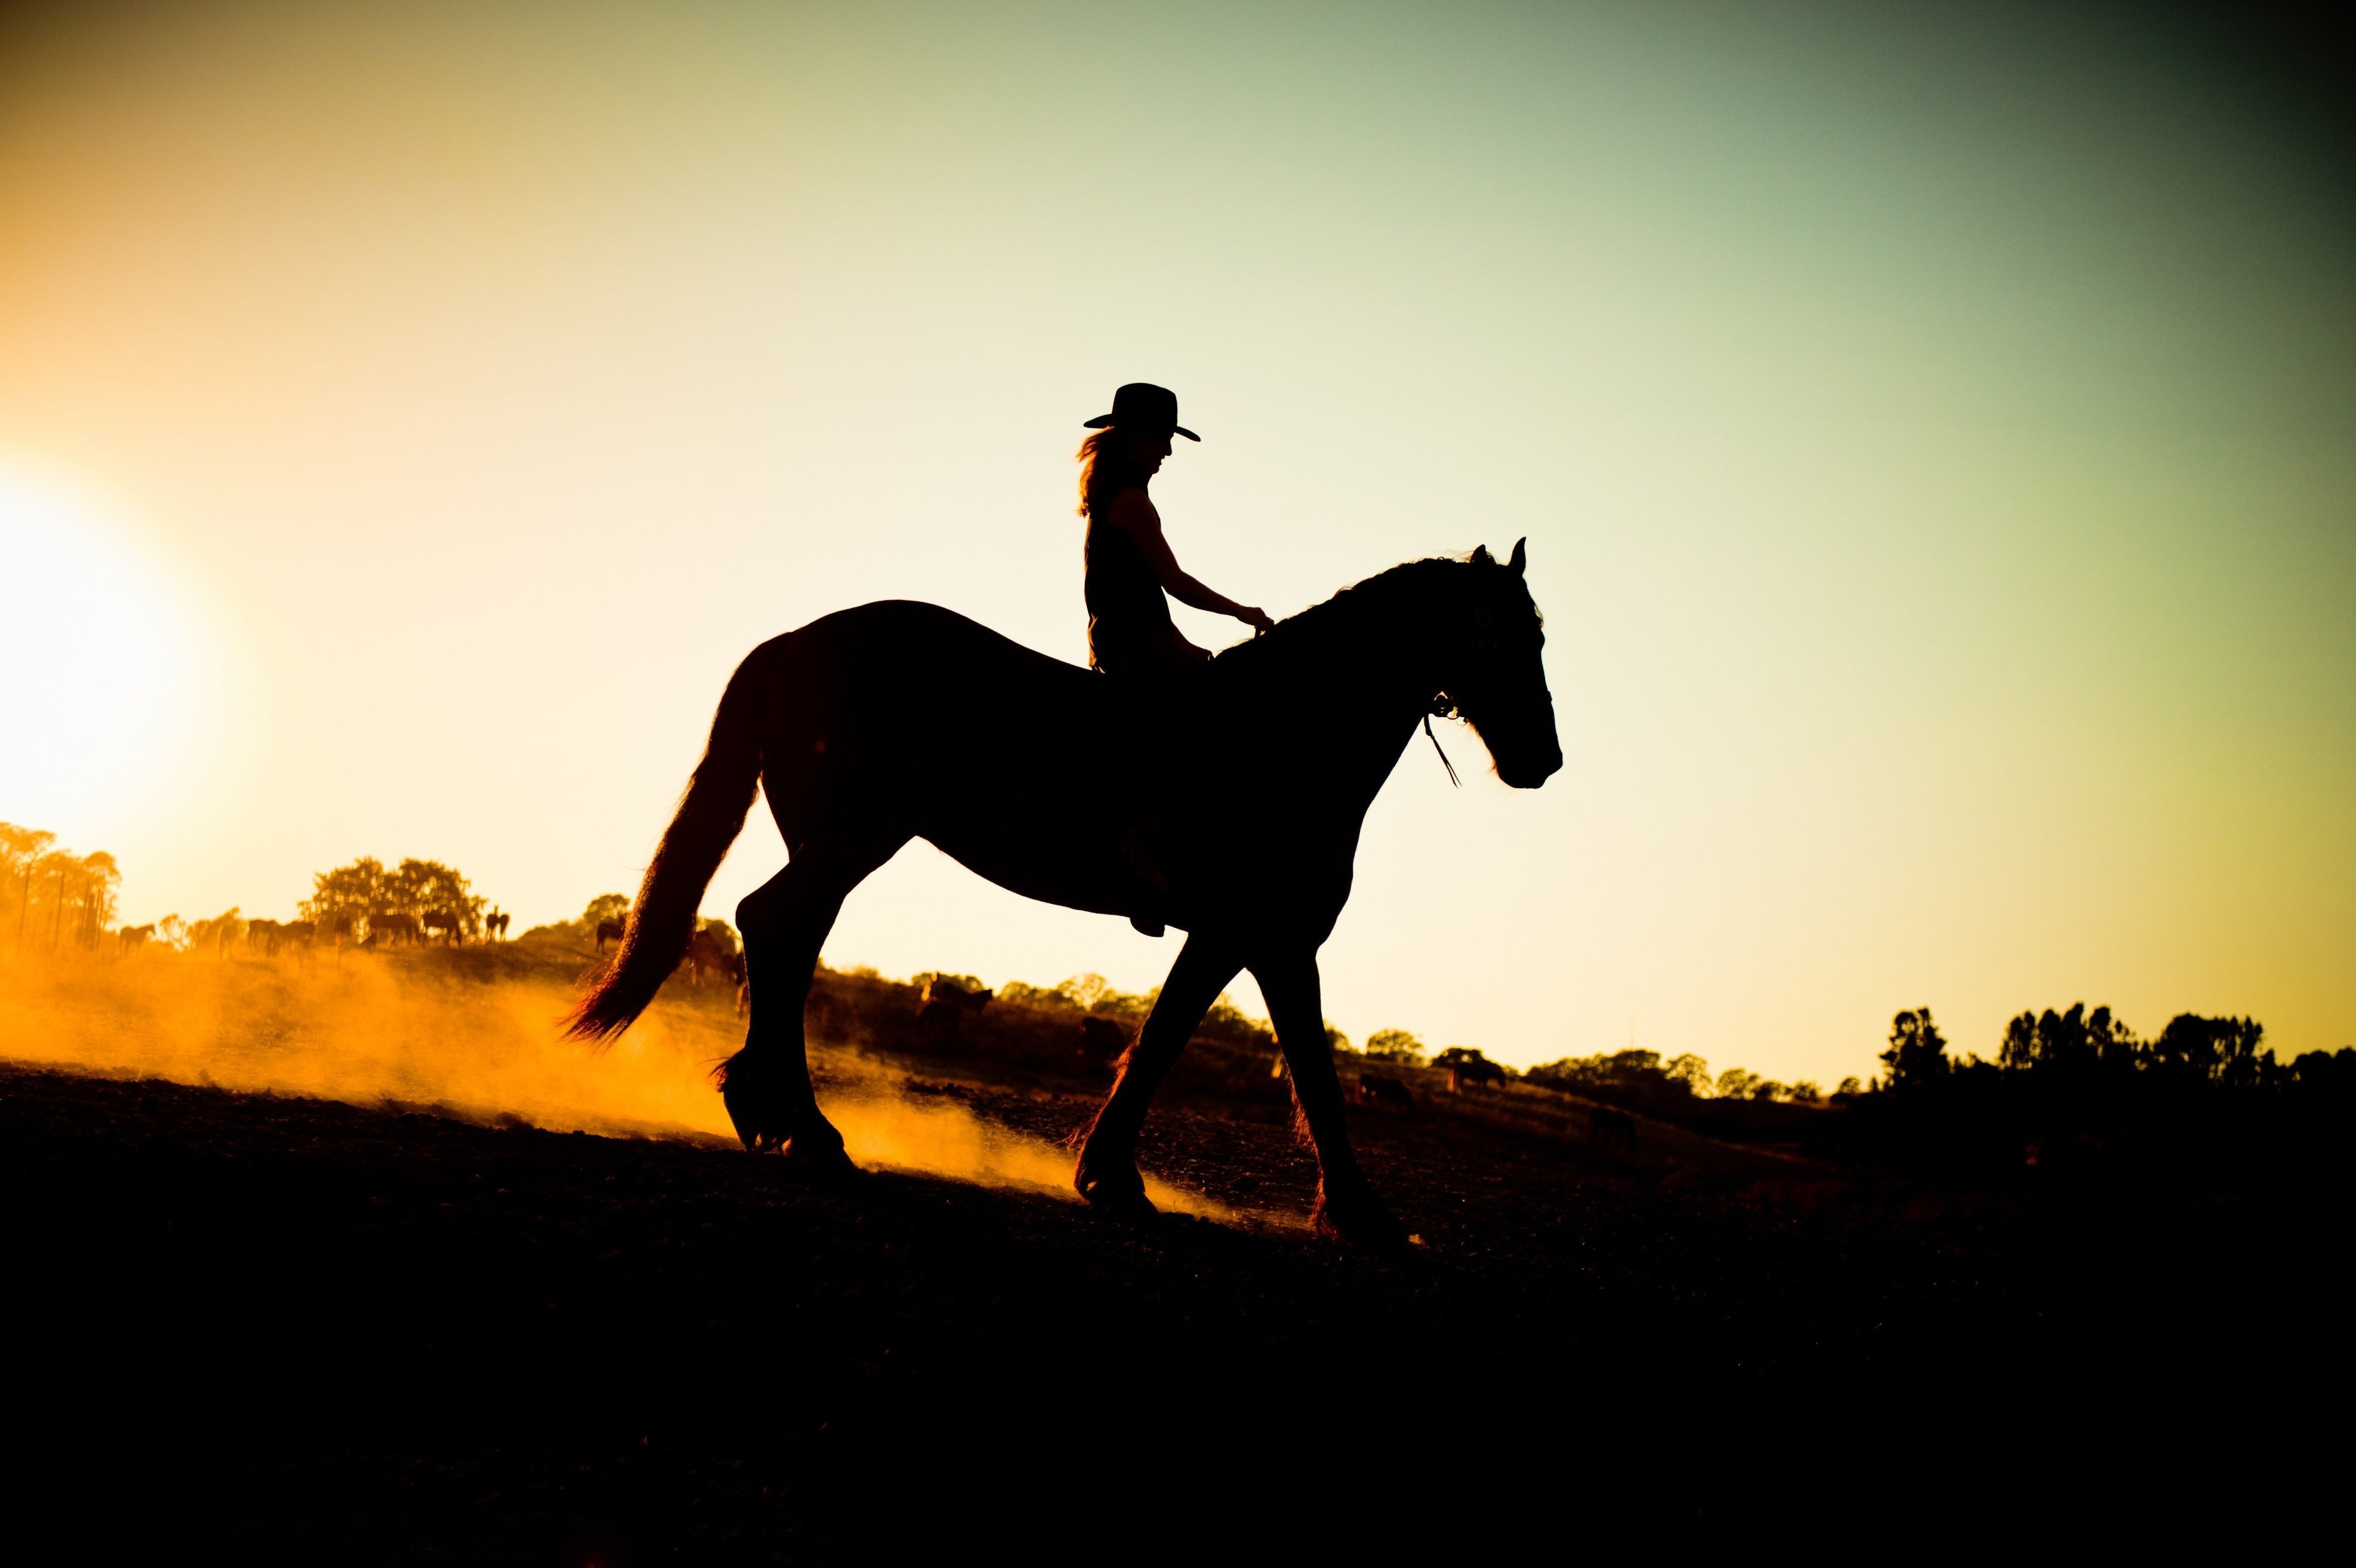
[1083,501,1177,675]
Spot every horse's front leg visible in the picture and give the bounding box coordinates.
[1074,933,1241,1217]
[1252,950,1408,1249]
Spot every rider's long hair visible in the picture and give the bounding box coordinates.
[1076,429,1151,518]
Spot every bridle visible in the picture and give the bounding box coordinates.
[1421,689,1553,789]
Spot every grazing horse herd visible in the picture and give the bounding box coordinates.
[110,906,519,958]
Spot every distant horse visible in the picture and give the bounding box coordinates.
[1357,1072,1414,1109]
[566,544,1560,1247]
[282,919,316,949]
[246,918,283,956]
[117,924,156,955]
[1588,1106,1636,1150]
[1077,1014,1131,1064]
[595,918,626,953]
[1447,1059,1507,1093]
[420,909,466,945]
[486,909,510,940]
[684,927,738,984]
[371,912,421,947]
[917,977,993,1038]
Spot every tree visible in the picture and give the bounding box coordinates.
[1787,1079,1823,1102]
[2151,1014,2270,1085]
[1880,1008,1950,1091]
[303,858,387,942]
[29,849,79,949]
[582,893,631,932]
[76,852,119,945]
[303,856,487,944]
[1716,1067,1765,1100]
[1664,1054,1713,1096]
[1364,1029,1426,1065]
[2,823,57,948]
[389,858,484,939]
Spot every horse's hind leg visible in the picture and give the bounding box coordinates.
[721,834,903,1164]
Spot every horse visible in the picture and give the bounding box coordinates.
[684,925,740,984]
[420,908,467,945]
[595,918,626,953]
[1588,1106,1636,1150]
[117,924,156,955]
[917,976,993,1038]
[1357,1072,1414,1109]
[371,911,421,947]
[1077,1014,1131,1064]
[246,918,283,956]
[486,909,510,941]
[566,543,1560,1247]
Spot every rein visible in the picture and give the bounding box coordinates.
[1423,696,1461,788]
[1421,713,1461,788]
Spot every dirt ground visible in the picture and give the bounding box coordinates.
[3,1021,2337,1562]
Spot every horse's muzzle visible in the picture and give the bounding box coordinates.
[1498,747,1564,789]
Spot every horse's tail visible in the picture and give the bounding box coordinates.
[563,656,766,1043]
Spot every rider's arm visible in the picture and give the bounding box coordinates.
[1109,492,1275,632]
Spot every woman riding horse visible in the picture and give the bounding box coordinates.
[566,418,1562,1247]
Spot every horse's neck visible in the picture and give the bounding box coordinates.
[1245,607,1435,813]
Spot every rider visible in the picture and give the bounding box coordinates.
[1078,383,1272,935]
[1079,382,1273,686]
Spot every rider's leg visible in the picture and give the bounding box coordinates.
[1251,949,1407,1248]
[1075,931,1241,1212]
[720,832,905,1162]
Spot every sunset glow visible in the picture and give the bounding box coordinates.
[0,464,226,833]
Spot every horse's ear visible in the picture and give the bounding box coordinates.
[1470,545,1494,567]
[1508,536,1527,576]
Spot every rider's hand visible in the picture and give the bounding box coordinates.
[1239,606,1275,634]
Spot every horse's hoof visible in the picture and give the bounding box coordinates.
[739,1124,857,1175]
[1312,1186,1409,1252]
[1076,1162,1158,1221]
[781,1138,859,1176]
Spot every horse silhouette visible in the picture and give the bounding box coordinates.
[917,977,993,1039]
[1077,1014,1131,1063]
[371,912,422,947]
[1588,1106,1636,1150]
[684,925,745,1004]
[594,918,626,953]
[566,544,1560,1246]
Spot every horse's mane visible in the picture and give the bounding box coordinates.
[1213,555,1469,676]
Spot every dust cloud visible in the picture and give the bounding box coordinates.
[0,948,1241,1223]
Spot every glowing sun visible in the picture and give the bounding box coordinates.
[0,464,220,833]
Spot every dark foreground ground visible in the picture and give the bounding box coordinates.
[1,1058,2342,1561]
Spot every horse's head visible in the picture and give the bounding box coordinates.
[1440,539,1562,789]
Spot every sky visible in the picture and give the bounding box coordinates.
[2,0,2350,1084]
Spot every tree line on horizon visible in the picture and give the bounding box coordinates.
[0,828,505,956]
[1840,1001,2355,1183]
